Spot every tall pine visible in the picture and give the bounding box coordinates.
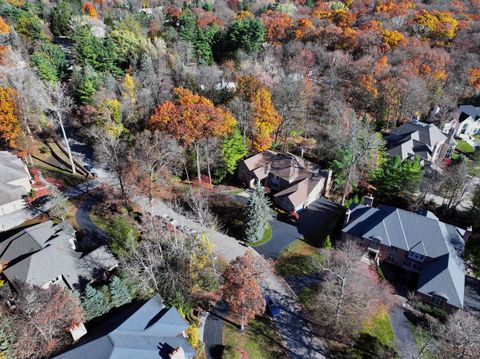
[243,182,273,243]
[82,284,110,321]
[109,276,131,308]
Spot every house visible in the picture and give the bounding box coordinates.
[385,119,454,167]
[55,294,195,359]
[342,204,467,310]
[237,151,332,213]
[0,220,118,290]
[443,105,480,138]
[0,151,32,216]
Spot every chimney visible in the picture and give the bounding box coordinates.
[363,193,374,207]
[463,226,473,242]
[169,346,185,359]
[344,209,351,225]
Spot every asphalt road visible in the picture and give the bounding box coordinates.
[389,307,419,359]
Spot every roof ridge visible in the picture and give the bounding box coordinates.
[394,209,410,251]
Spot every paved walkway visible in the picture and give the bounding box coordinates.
[389,306,419,359]
[134,196,329,359]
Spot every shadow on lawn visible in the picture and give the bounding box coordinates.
[331,333,398,359]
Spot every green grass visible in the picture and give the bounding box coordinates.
[456,140,475,154]
[89,204,111,233]
[274,239,324,277]
[249,225,272,247]
[362,306,396,350]
[32,158,85,187]
[298,287,317,310]
[222,317,286,359]
[409,322,436,359]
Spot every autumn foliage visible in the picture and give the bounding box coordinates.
[261,10,293,42]
[0,87,21,149]
[0,16,10,35]
[148,88,236,146]
[82,2,97,17]
[222,251,265,330]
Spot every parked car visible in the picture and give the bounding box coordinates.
[265,295,281,317]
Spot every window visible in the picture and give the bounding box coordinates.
[387,247,397,262]
[408,251,425,262]
[430,295,447,307]
[369,238,380,250]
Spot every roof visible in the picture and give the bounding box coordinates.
[0,221,118,289]
[243,151,319,183]
[385,120,447,162]
[458,105,480,122]
[343,204,465,308]
[0,151,30,206]
[55,295,195,359]
[274,173,326,209]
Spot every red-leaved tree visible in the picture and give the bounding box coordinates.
[222,251,265,330]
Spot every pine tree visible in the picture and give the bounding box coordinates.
[47,187,70,221]
[243,182,273,243]
[82,284,110,321]
[109,276,131,308]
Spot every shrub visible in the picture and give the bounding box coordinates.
[456,140,475,154]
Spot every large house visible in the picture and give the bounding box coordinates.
[0,220,118,290]
[56,294,195,359]
[443,105,480,138]
[238,151,332,213]
[342,204,467,310]
[0,151,32,216]
[385,119,454,167]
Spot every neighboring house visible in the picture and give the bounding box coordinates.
[385,119,454,166]
[0,220,118,290]
[55,294,195,359]
[0,151,32,216]
[342,204,467,310]
[238,151,332,213]
[443,105,480,138]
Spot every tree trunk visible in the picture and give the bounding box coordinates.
[204,144,213,190]
[57,112,76,174]
[195,143,202,184]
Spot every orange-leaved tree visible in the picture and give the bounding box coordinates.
[222,251,265,331]
[236,76,281,152]
[0,87,21,149]
[82,2,97,17]
[0,16,10,35]
[148,87,236,183]
[261,10,293,42]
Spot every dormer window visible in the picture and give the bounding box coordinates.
[408,251,425,262]
[430,294,447,307]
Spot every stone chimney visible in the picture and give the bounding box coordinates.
[363,193,374,207]
[344,209,351,225]
[463,226,473,242]
[169,346,185,359]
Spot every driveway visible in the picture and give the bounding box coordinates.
[204,301,229,359]
[389,307,419,359]
[254,215,300,259]
[254,198,344,259]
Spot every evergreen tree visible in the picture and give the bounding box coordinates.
[215,127,248,182]
[370,155,423,201]
[109,276,132,308]
[226,17,265,54]
[47,187,70,221]
[243,182,273,243]
[107,215,139,257]
[323,235,332,249]
[49,1,74,37]
[82,284,110,321]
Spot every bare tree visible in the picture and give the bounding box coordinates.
[7,284,84,359]
[313,241,395,338]
[90,127,129,202]
[128,130,183,205]
[227,97,253,145]
[47,83,76,174]
[434,310,480,359]
[121,217,217,300]
[185,190,220,231]
[438,160,473,210]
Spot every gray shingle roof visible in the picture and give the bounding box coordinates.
[458,105,480,122]
[343,204,465,308]
[55,295,195,359]
[0,151,30,206]
[385,121,446,162]
[0,221,118,289]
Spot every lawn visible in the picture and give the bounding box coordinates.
[274,239,324,277]
[298,287,317,310]
[222,317,286,359]
[89,203,112,233]
[361,305,396,350]
[32,158,85,188]
[249,224,272,247]
[409,322,436,359]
